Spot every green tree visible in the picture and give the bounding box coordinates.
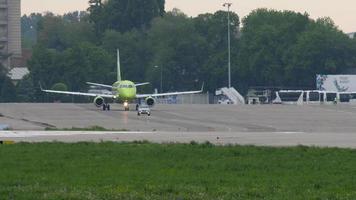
[88,0,105,36]
[0,49,16,102]
[51,82,68,91]
[238,9,356,90]
[89,0,165,34]
[21,13,42,48]
[37,13,95,50]
[194,10,240,91]
[49,82,69,102]
[63,11,88,23]
[29,42,114,102]
[147,10,208,91]
[102,29,151,83]
[61,42,114,90]
[287,18,356,87]
[25,3,356,99]
[238,9,311,89]
[0,76,16,102]
[16,75,36,102]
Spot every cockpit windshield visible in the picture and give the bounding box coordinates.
[119,84,134,88]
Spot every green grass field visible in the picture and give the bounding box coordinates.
[1,142,356,199]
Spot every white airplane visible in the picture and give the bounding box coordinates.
[41,50,203,111]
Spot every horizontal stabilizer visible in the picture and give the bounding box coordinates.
[86,82,116,89]
[135,82,150,87]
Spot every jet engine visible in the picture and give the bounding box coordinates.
[145,96,156,107]
[94,96,105,107]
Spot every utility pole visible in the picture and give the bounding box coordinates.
[223,2,232,88]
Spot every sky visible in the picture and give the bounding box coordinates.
[22,0,356,33]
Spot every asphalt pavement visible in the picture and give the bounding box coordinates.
[1,103,356,147]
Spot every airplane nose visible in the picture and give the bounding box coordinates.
[120,89,135,100]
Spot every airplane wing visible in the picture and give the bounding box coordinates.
[86,82,116,89]
[41,88,115,98]
[135,82,150,87]
[136,84,204,98]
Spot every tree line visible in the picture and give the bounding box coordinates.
[1,0,356,102]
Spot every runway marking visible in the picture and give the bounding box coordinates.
[274,131,305,134]
[0,131,155,138]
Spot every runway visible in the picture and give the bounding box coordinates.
[1,103,356,147]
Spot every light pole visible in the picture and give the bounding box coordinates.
[223,2,232,88]
[154,65,163,93]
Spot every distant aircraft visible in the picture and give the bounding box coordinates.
[41,50,203,111]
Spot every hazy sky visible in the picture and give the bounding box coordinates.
[22,0,356,33]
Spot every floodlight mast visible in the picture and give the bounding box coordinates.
[223,2,232,88]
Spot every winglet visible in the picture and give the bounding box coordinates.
[39,82,44,91]
[200,82,205,92]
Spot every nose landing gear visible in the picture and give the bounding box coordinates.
[124,102,129,111]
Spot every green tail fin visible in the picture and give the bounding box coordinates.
[117,49,122,81]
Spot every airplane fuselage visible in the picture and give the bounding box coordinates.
[112,80,137,102]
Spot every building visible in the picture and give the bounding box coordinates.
[0,0,21,69]
[347,32,355,39]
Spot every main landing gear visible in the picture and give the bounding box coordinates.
[102,103,111,111]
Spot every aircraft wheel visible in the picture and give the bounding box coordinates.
[107,104,111,111]
[103,104,106,111]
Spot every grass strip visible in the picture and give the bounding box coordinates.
[1,142,356,199]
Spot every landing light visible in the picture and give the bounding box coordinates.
[124,102,129,107]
